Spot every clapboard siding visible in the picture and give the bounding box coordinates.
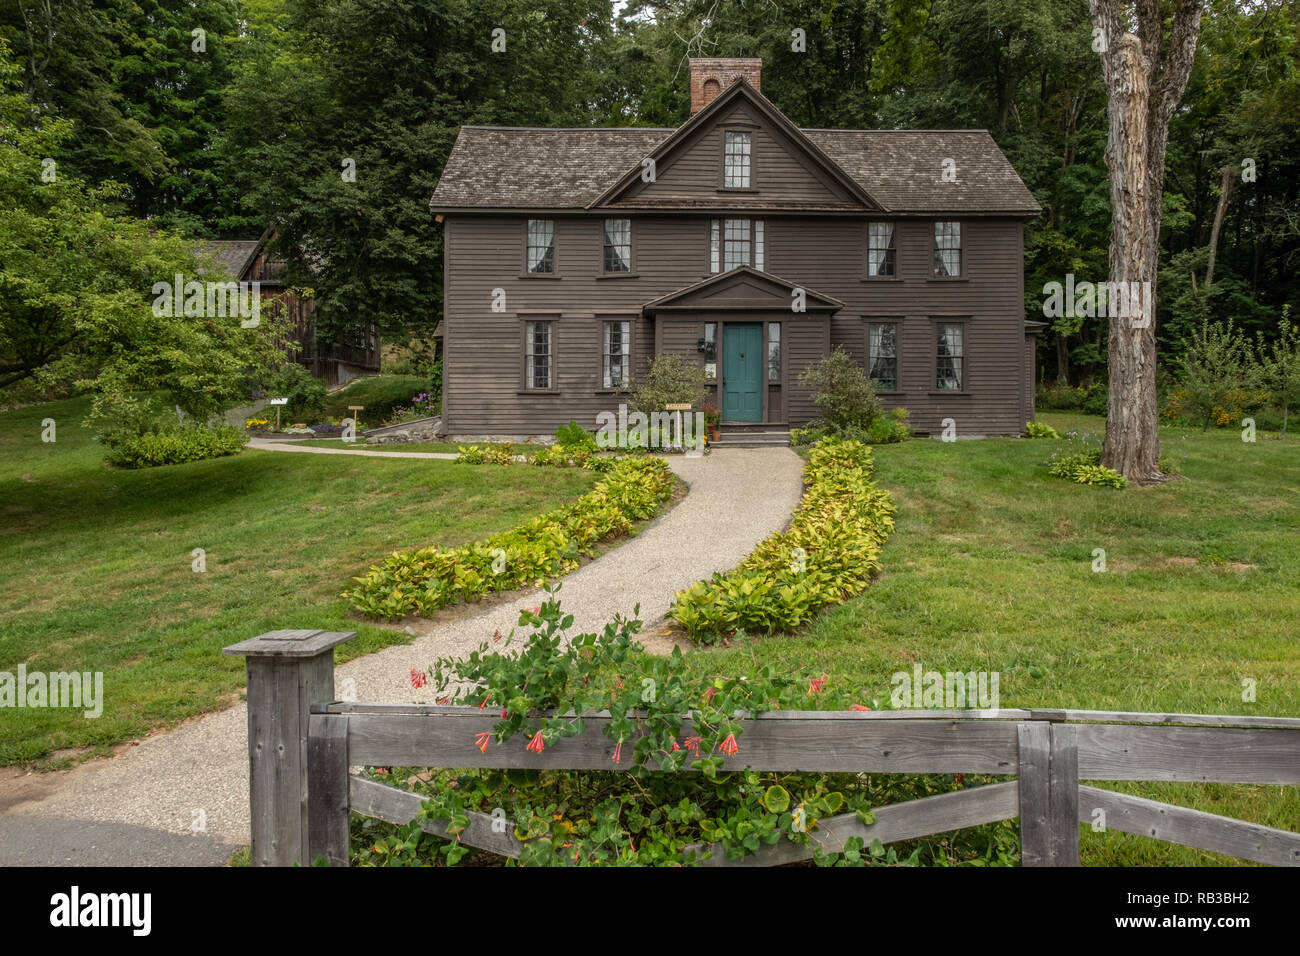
[443,214,1028,437]
[619,100,856,207]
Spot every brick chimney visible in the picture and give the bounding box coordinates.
[689,58,761,115]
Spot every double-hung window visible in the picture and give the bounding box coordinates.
[527,219,555,274]
[933,221,961,277]
[936,323,964,390]
[710,218,764,273]
[723,131,751,188]
[867,322,898,391]
[603,219,631,273]
[867,222,896,277]
[525,320,553,389]
[602,320,630,389]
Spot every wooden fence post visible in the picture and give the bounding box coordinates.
[1048,723,1081,866]
[223,629,355,866]
[1018,716,1080,866]
[308,712,351,866]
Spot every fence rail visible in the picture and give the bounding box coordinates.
[224,629,1300,868]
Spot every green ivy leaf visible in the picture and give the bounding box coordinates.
[762,785,790,813]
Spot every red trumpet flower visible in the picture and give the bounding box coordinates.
[474,731,492,753]
[525,730,545,753]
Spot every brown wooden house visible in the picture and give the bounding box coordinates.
[429,59,1041,439]
[208,232,380,386]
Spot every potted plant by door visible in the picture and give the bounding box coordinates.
[703,403,721,443]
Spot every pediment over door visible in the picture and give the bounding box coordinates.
[642,266,843,315]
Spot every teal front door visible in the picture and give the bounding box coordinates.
[722,323,763,422]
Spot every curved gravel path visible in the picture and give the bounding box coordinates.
[247,436,459,459]
[2,447,805,863]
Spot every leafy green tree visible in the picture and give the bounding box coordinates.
[1177,318,1258,431]
[0,0,242,227]
[0,40,284,417]
[217,0,615,345]
[1257,309,1300,438]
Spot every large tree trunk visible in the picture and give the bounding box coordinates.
[1091,0,1204,485]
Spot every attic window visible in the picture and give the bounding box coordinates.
[723,131,751,188]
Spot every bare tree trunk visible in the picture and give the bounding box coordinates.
[1205,164,1234,287]
[1091,0,1205,485]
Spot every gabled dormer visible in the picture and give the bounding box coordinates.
[590,60,882,214]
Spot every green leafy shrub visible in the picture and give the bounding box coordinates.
[1068,463,1127,488]
[484,443,515,465]
[1081,381,1108,416]
[1176,319,1260,431]
[344,458,674,620]
[1024,421,1060,439]
[359,592,909,867]
[789,426,821,447]
[627,355,707,417]
[793,407,908,446]
[798,347,882,431]
[555,420,598,451]
[1046,433,1127,488]
[865,408,911,444]
[269,363,327,423]
[454,443,514,465]
[1035,383,1086,410]
[382,339,440,376]
[360,593,1019,867]
[103,423,247,467]
[669,438,894,643]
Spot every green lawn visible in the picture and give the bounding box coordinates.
[323,374,430,423]
[291,439,548,454]
[0,397,597,766]
[678,412,1300,865]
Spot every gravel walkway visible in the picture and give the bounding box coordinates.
[247,436,458,459]
[1,447,805,864]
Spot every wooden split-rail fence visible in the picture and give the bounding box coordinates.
[224,628,1300,867]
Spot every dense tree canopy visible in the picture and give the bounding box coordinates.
[1,0,1297,386]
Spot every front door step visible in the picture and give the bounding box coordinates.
[713,427,790,447]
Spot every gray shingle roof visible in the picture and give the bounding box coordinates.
[203,240,261,278]
[431,126,1040,216]
[805,130,1040,215]
[432,127,671,210]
